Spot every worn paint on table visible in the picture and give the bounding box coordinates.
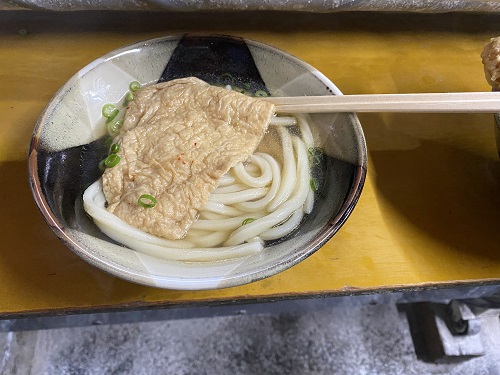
[0,11,499,315]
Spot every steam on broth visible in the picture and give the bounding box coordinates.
[83,77,321,262]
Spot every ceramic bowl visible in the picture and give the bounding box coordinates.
[28,35,367,290]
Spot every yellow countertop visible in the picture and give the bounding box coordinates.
[1,11,499,316]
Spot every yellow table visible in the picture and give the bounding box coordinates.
[1,11,499,317]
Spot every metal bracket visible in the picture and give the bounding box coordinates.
[400,296,500,362]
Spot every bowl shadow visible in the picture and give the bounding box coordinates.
[361,113,500,261]
[0,160,150,311]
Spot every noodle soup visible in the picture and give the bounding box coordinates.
[29,34,366,289]
[83,85,323,262]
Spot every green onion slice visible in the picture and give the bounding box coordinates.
[105,109,120,123]
[102,104,117,119]
[98,159,107,171]
[308,147,324,166]
[103,136,113,149]
[110,143,120,154]
[232,87,245,94]
[310,178,318,192]
[254,90,268,97]
[138,194,157,208]
[311,156,321,166]
[104,153,120,168]
[129,81,141,92]
[242,218,255,226]
[107,119,123,137]
[308,147,323,157]
[221,73,233,83]
[125,91,134,102]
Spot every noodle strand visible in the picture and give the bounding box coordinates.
[83,114,318,262]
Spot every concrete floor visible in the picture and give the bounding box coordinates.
[1,297,499,375]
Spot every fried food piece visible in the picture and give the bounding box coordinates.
[102,77,275,240]
[481,36,500,89]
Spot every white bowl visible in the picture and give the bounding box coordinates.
[28,35,367,290]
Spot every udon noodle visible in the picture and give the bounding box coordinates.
[83,113,317,262]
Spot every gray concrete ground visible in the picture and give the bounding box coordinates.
[0,297,499,375]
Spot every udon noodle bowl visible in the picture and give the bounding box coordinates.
[82,81,323,262]
[29,34,367,290]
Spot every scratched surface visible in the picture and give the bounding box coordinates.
[2,0,500,12]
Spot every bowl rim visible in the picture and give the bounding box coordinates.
[28,34,367,290]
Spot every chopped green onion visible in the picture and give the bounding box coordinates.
[308,147,322,157]
[308,147,324,166]
[104,153,120,168]
[98,159,107,171]
[102,104,117,119]
[254,90,268,97]
[105,109,120,123]
[311,156,321,166]
[221,73,233,83]
[129,81,141,92]
[18,29,28,36]
[310,178,318,192]
[103,136,113,149]
[124,91,134,102]
[107,119,123,137]
[138,194,157,208]
[242,218,255,226]
[243,82,251,90]
[110,143,120,154]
